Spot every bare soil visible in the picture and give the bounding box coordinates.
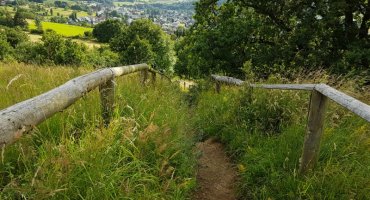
[193,138,238,200]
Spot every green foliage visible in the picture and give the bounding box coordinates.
[83,30,93,38]
[110,19,175,72]
[123,35,155,65]
[176,0,370,79]
[34,16,43,33]
[86,46,120,68]
[0,9,13,27]
[192,77,370,199]
[0,33,13,60]
[0,26,29,48]
[14,41,45,64]
[50,15,68,23]
[0,64,196,199]
[0,26,119,67]
[236,86,297,134]
[92,19,124,43]
[13,9,29,28]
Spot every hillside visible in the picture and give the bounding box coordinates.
[0,0,369,199]
[0,63,196,199]
[28,20,93,37]
[1,63,369,199]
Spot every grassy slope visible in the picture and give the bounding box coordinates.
[191,79,370,199]
[44,7,90,18]
[2,63,369,199]
[28,33,102,49]
[28,20,93,37]
[0,63,196,199]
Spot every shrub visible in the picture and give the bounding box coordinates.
[92,19,124,43]
[0,35,13,60]
[1,27,29,47]
[110,19,175,72]
[14,42,45,64]
[83,30,93,38]
[86,47,120,68]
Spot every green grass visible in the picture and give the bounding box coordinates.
[49,7,90,18]
[191,78,370,199]
[28,20,93,37]
[2,62,369,199]
[0,63,196,199]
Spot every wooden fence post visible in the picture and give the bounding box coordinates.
[215,81,221,93]
[150,71,156,85]
[99,78,115,127]
[300,90,328,173]
[141,69,148,85]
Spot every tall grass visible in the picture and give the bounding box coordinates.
[192,77,370,199]
[0,63,196,199]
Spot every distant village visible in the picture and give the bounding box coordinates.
[0,0,195,33]
[68,1,195,33]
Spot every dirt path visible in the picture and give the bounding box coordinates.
[193,138,238,200]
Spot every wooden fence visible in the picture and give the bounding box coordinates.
[211,75,370,174]
[0,64,167,146]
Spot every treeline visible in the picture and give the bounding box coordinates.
[0,26,119,67]
[0,8,33,28]
[0,16,175,70]
[93,19,175,72]
[175,0,370,79]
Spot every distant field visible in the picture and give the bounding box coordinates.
[28,33,102,48]
[28,20,93,37]
[39,7,90,18]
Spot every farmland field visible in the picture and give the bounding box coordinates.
[28,33,102,48]
[38,7,90,19]
[28,20,93,37]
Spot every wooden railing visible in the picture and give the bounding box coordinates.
[211,74,370,174]
[0,64,168,146]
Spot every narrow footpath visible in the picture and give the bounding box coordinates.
[193,138,238,200]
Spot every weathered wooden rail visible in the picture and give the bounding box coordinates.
[0,63,169,146]
[211,74,370,174]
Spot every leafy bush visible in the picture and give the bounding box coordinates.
[93,19,124,43]
[0,35,13,60]
[0,26,29,47]
[86,46,120,68]
[110,19,175,72]
[14,42,45,64]
[83,30,93,38]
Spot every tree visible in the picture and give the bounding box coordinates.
[1,27,29,47]
[0,9,14,27]
[0,33,12,60]
[41,30,87,65]
[35,16,43,33]
[92,19,124,43]
[13,9,28,28]
[122,35,154,65]
[175,0,370,78]
[69,11,77,21]
[41,30,66,63]
[110,19,175,71]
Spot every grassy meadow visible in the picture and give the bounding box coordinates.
[1,62,369,199]
[43,7,90,18]
[0,63,196,199]
[190,77,370,199]
[28,20,93,37]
